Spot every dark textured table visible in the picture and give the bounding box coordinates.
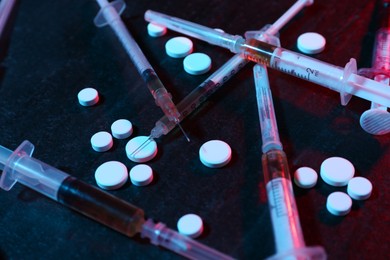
[0,0,389,259]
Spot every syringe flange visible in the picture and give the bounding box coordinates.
[0,140,34,191]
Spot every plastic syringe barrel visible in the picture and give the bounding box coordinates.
[241,38,390,107]
[262,150,305,250]
[254,65,283,153]
[95,0,151,74]
[0,141,145,237]
[94,0,180,122]
[262,150,326,260]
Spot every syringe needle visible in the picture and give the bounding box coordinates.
[131,122,189,156]
[177,122,190,142]
[130,136,153,156]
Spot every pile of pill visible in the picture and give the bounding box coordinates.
[79,74,232,237]
[148,22,212,75]
[294,156,372,216]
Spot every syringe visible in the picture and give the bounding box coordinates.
[94,0,189,141]
[0,140,233,260]
[144,9,390,107]
[253,64,326,259]
[131,0,314,155]
[358,0,390,135]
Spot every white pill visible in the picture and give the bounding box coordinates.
[199,140,232,168]
[126,136,158,163]
[147,22,167,37]
[177,214,203,238]
[165,36,193,58]
[111,119,133,139]
[347,177,373,200]
[297,32,326,54]
[326,191,352,216]
[214,28,225,33]
[183,53,212,75]
[78,87,99,106]
[91,131,113,152]
[129,164,153,186]
[294,167,318,188]
[95,161,128,190]
[320,157,354,186]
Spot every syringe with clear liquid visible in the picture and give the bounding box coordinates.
[145,9,390,107]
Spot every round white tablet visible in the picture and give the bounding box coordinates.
[294,167,318,188]
[126,136,158,163]
[326,191,352,216]
[183,53,212,75]
[91,131,113,152]
[320,157,354,186]
[177,214,203,238]
[147,22,167,37]
[129,164,153,186]
[165,37,193,58]
[95,161,128,190]
[297,32,326,54]
[111,119,133,139]
[78,88,99,106]
[347,177,373,200]
[199,140,232,168]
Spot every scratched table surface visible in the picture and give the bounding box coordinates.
[0,0,389,259]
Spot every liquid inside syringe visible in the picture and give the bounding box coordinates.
[262,149,305,252]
